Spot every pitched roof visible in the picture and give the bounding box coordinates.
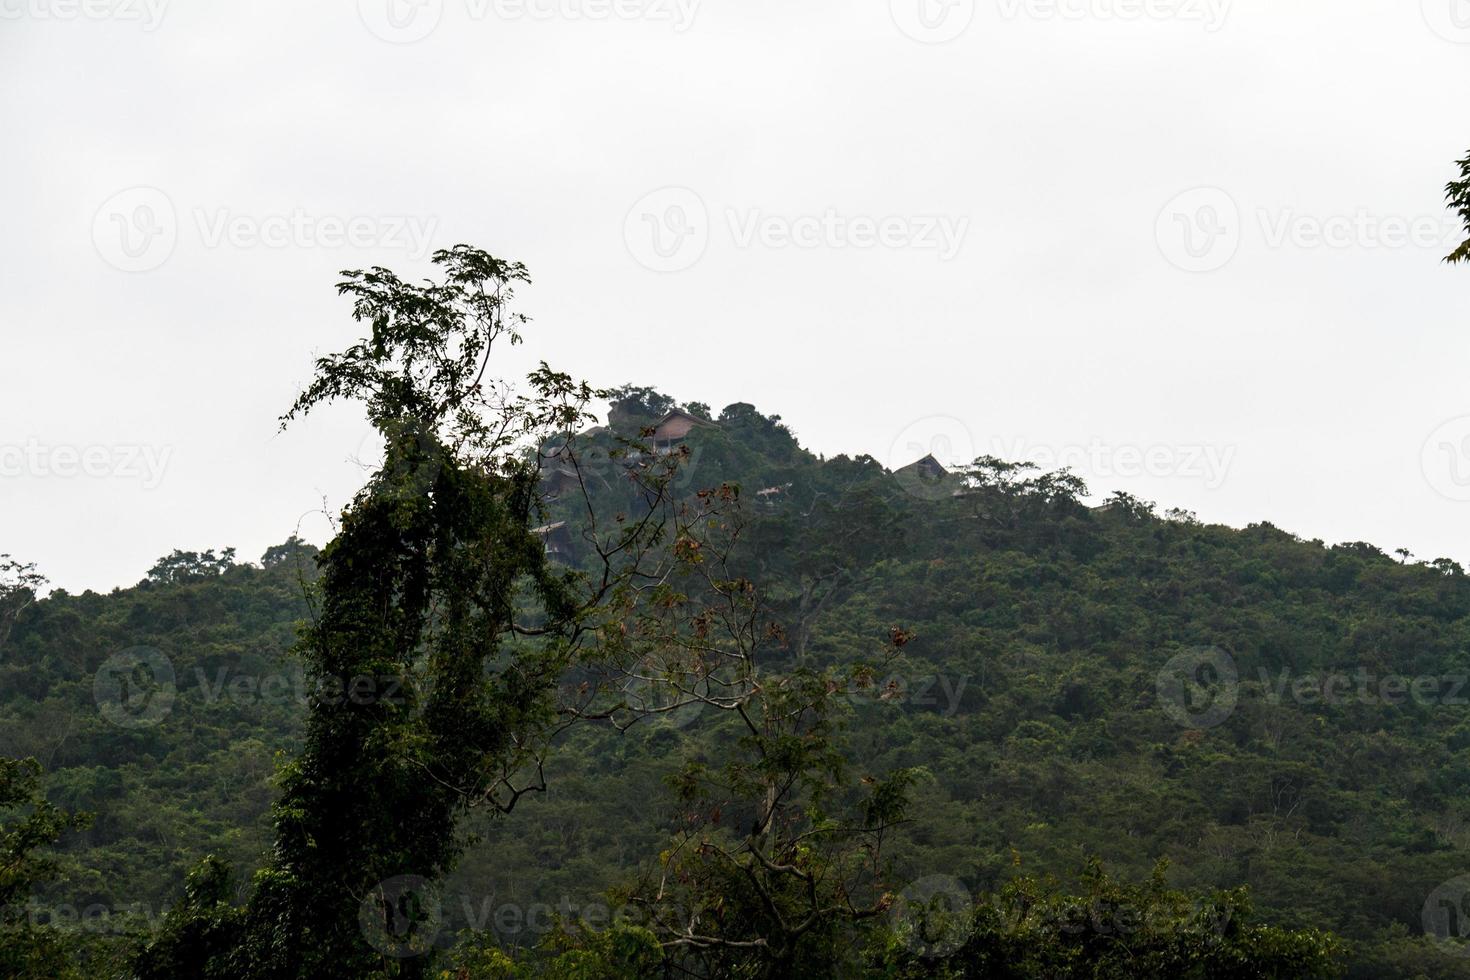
[652,408,714,428]
[649,409,717,444]
[897,454,950,477]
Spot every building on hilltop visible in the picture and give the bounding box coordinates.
[894,453,968,497]
[650,409,714,454]
[532,521,574,562]
[899,454,950,482]
[755,483,792,508]
[539,462,582,501]
[538,429,618,500]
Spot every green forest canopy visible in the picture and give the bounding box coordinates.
[4,392,1470,975]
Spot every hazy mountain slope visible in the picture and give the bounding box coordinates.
[6,401,1470,976]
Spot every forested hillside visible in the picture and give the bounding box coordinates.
[3,385,1469,976]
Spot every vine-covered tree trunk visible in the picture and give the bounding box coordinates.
[135,247,620,979]
[238,443,553,977]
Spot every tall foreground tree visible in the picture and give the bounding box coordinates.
[616,488,918,977]
[136,246,678,979]
[1447,148,1470,264]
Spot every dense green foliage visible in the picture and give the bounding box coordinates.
[870,860,1342,978]
[1446,147,1470,264]
[0,757,97,978]
[5,392,1469,974]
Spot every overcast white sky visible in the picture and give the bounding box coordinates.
[3,0,1470,593]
